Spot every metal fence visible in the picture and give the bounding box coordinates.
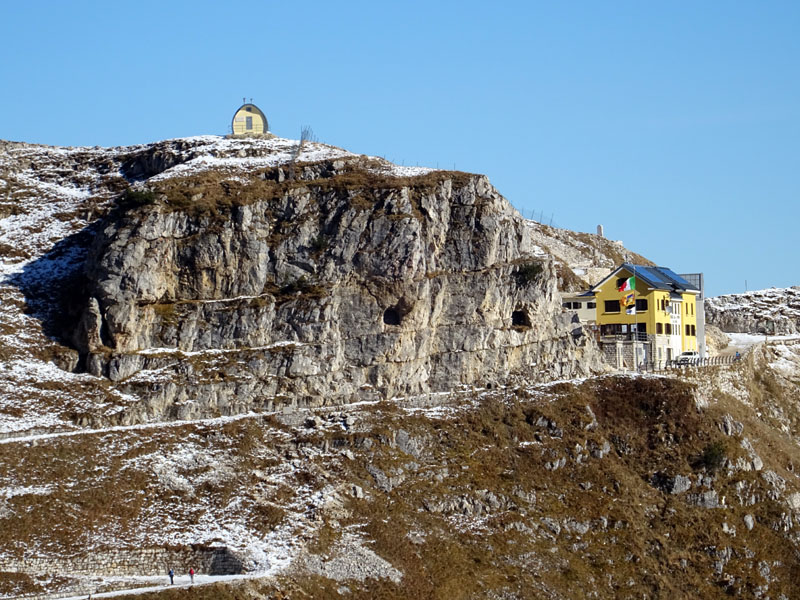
[637,354,743,373]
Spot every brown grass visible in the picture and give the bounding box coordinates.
[0,571,43,596]
[114,161,474,224]
[4,366,800,599]
[555,259,588,291]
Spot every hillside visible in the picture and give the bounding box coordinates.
[706,287,800,335]
[2,136,800,599]
[3,346,800,599]
[522,221,652,292]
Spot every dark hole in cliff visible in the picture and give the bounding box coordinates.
[512,310,531,328]
[383,307,402,326]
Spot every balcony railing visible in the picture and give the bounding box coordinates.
[599,332,649,342]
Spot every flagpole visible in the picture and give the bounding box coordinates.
[623,254,639,368]
[633,262,638,368]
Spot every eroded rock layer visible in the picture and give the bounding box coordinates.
[75,158,602,415]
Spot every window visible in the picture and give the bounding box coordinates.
[562,302,571,309]
[604,300,620,313]
[686,324,691,336]
[665,323,672,335]
[636,299,648,312]
[601,323,624,335]
[691,325,696,336]
[587,302,596,309]
[656,323,663,334]
[573,301,582,309]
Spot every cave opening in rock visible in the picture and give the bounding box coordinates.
[512,310,531,328]
[383,307,402,326]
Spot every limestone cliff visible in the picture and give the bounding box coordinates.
[73,150,603,417]
[706,286,800,335]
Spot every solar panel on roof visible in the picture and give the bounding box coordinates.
[639,267,670,286]
[656,267,695,288]
[647,268,673,284]
[615,263,698,291]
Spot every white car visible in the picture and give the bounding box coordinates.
[676,351,700,365]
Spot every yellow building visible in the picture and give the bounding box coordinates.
[231,101,269,136]
[589,263,701,365]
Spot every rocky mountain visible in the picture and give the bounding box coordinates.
[706,287,800,335]
[1,136,603,433]
[2,136,800,599]
[522,221,652,292]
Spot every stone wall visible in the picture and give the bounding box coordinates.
[0,545,243,577]
[599,338,650,370]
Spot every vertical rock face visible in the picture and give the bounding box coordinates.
[705,287,800,335]
[75,158,603,413]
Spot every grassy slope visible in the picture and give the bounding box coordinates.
[3,349,800,599]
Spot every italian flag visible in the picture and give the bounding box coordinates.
[618,276,635,292]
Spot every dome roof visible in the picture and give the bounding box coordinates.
[231,103,269,135]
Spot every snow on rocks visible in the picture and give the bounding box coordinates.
[706,287,800,335]
[299,532,402,584]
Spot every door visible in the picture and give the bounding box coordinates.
[246,116,253,130]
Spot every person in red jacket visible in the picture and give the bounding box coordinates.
[189,567,195,584]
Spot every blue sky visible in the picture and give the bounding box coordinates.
[1,1,798,297]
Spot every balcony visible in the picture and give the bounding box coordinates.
[599,332,650,343]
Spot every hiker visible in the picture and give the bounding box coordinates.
[168,568,174,585]
[189,567,195,584]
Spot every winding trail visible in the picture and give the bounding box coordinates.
[0,412,266,446]
[51,573,263,600]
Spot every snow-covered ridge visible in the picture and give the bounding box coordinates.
[0,135,435,268]
[707,286,800,311]
[0,133,439,289]
[142,135,435,180]
[706,286,800,335]
[145,136,354,181]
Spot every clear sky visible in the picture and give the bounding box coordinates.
[1,1,798,297]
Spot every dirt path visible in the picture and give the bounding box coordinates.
[54,573,260,600]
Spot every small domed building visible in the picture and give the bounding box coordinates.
[231,100,269,136]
